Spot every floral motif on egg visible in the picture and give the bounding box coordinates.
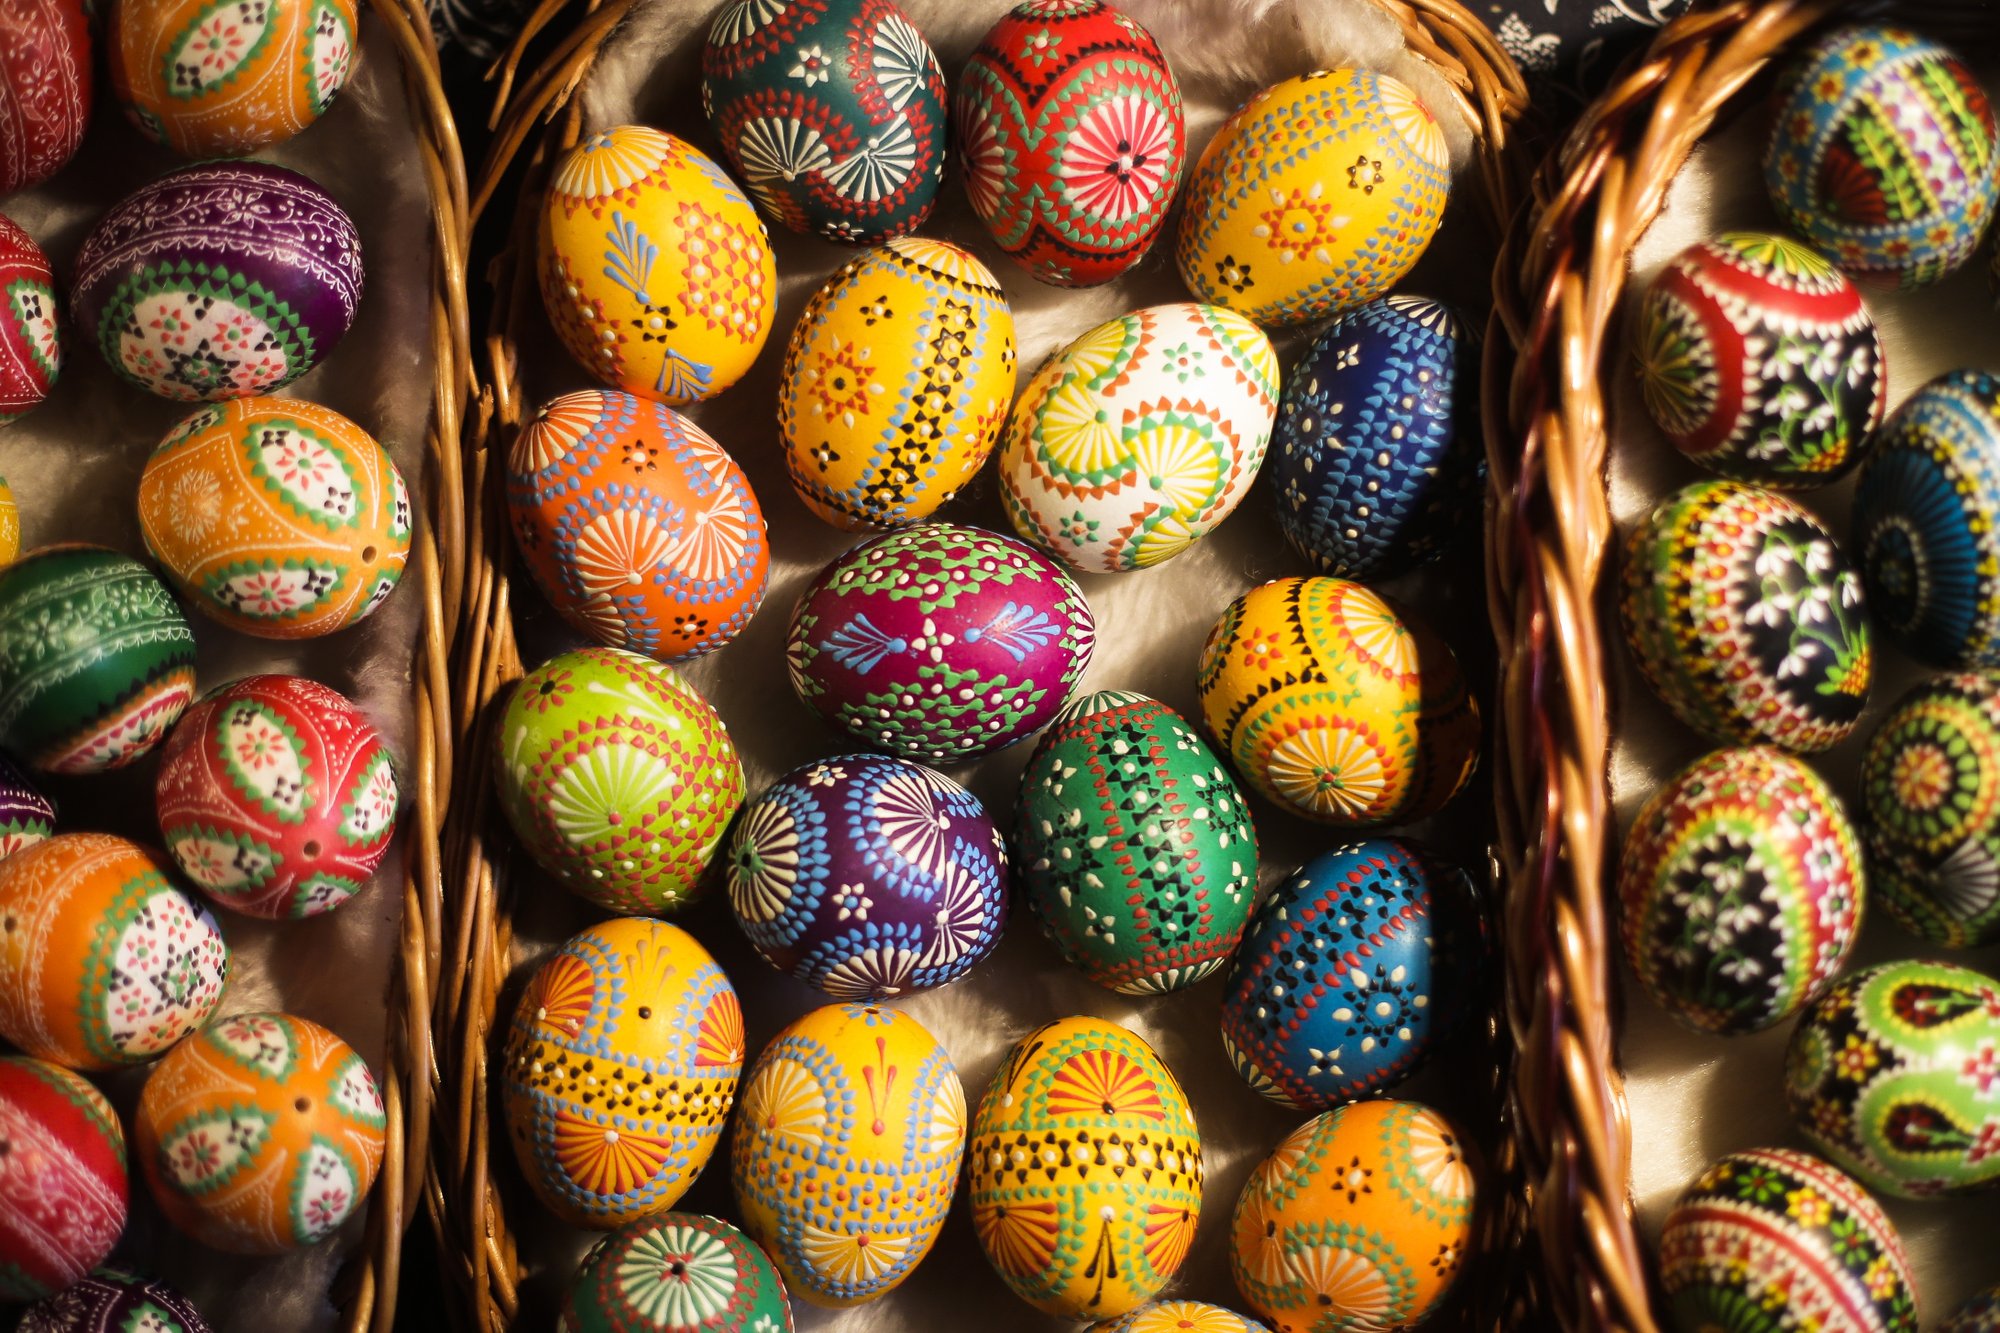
[540,126,775,405]
[1852,369,2000,670]
[138,396,412,638]
[560,1213,795,1333]
[1091,1302,1272,1333]
[1620,480,1870,752]
[503,919,744,1230]
[1635,232,1885,486]
[0,0,92,195]
[1176,69,1450,327]
[135,1012,386,1252]
[701,0,948,244]
[0,215,62,426]
[1660,1147,1917,1331]
[1228,1099,1475,1332]
[1619,747,1862,1034]
[110,0,359,157]
[0,546,198,774]
[778,238,1016,530]
[508,390,769,661]
[1764,24,1998,288]
[954,0,1186,286]
[17,1269,215,1333]
[785,523,1096,762]
[727,754,1006,999]
[0,1057,126,1302]
[1196,577,1480,826]
[1785,959,2000,1198]
[1861,674,2000,948]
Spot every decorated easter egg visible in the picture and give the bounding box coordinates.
[0,0,92,195]
[1764,25,1998,288]
[999,303,1279,573]
[136,1012,384,1252]
[0,546,197,774]
[726,754,1005,999]
[0,834,229,1070]
[968,1016,1201,1319]
[561,1213,795,1333]
[1852,369,2000,669]
[1619,747,1861,1034]
[1014,690,1257,993]
[1636,232,1886,486]
[502,918,744,1229]
[778,238,1015,530]
[509,390,767,660]
[0,753,54,860]
[0,475,19,560]
[1271,294,1478,578]
[0,1057,126,1302]
[72,162,363,402]
[109,0,358,157]
[955,0,1185,286]
[0,215,61,426]
[1786,958,2000,1197]
[700,0,946,244]
[1229,1099,1475,1331]
[785,523,1095,762]
[1196,577,1480,826]
[1177,70,1449,328]
[1943,1288,2000,1333]
[155,675,396,919]
[1660,1147,1916,1331]
[1620,480,1870,752]
[495,647,742,914]
[540,126,774,406]
[1219,839,1481,1108]
[731,1003,964,1306]
[138,396,411,638]
[18,1270,214,1333]
[1861,674,2000,947]
[1092,1303,1272,1333]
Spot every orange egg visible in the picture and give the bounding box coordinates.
[137,396,411,639]
[0,833,230,1071]
[136,1011,386,1252]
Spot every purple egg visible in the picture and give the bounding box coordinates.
[726,752,1008,999]
[72,162,364,402]
[784,523,1096,762]
[18,1271,213,1333]
[0,751,54,861]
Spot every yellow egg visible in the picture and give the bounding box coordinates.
[730,1002,966,1306]
[0,476,18,564]
[779,238,1015,530]
[501,918,744,1229]
[968,1016,1201,1320]
[540,125,777,406]
[1176,70,1450,328]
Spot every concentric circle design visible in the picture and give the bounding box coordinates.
[560,1213,794,1332]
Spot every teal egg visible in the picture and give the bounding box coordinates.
[1014,690,1257,993]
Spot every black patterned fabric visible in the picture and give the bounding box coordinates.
[1480,0,1692,105]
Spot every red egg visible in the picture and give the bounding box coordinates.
[155,675,398,919]
[0,0,92,195]
[0,214,60,424]
[0,1056,127,1303]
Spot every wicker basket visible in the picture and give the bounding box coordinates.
[437,2,1533,1328]
[1486,3,2000,1328]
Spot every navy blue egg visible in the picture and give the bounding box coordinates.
[1271,295,1480,580]
[1218,837,1483,1109]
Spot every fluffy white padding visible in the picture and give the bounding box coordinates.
[3,21,431,1330]
[480,1,1505,1329]
[1610,111,2000,1315]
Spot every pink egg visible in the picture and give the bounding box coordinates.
[0,214,60,425]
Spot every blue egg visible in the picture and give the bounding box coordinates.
[1270,295,1480,580]
[1218,838,1483,1109]
[724,752,1008,999]
[1852,368,2000,668]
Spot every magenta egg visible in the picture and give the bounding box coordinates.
[784,523,1096,762]
[0,214,61,425]
[0,0,91,195]
[0,1056,127,1303]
